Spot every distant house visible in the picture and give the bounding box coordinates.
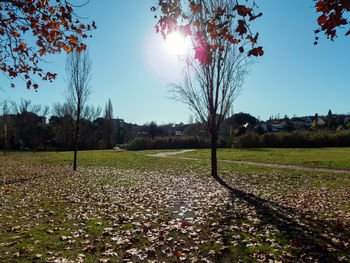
[260,122,286,132]
[174,131,183,137]
[344,116,350,124]
[303,117,313,128]
[269,123,285,132]
[291,121,305,131]
[113,118,125,129]
[1,112,46,125]
[315,117,326,126]
[261,123,268,132]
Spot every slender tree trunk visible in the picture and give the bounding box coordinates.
[210,114,220,181]
[73,121,78,171]
[4,124,8,156]
[210,118,233,191]
[73,108,80,171]
[73,148,77,170]
[210,129,218,179]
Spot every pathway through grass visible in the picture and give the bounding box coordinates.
[178,148,350,170]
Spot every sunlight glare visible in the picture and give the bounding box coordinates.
[165,31,191,56]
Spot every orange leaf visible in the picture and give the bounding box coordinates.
[176,251,184,257]
[210,44,218,51]
[189,3,201,13]
[193,21,200,27]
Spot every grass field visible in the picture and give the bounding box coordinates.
[178,147,350,170]
[0,150,349,262]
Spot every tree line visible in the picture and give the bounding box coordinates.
[2,106,349,153]
[0,99,112,152]
[0,99,190,152]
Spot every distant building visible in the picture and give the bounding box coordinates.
[291,121,305,131]
[303,117,313,128]
[269,124,285,132]
[113,118,125,129]
[344,116,350,124]
[174,131,183,137]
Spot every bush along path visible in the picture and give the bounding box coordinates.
[0,156,349,262]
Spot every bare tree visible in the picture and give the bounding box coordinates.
[104,99,114,149]
[10,99,43,115]
[41,105,50,118]
[1,100,10,155]
[52,102,73,118]
[84,104,102,122]
[171,0,252,187]
[65,50,92,171]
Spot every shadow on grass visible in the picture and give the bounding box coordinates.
[0,174,48,186]
[216,186,350,262]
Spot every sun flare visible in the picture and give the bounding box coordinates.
[165,31,191,56]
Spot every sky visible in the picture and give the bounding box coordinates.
[0,0,349,125]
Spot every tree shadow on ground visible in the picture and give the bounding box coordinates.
[216,186,350,262]
[0,175,48,186]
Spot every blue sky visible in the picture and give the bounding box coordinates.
[0,0,349,124]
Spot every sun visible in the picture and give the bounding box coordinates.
[165,31,191,56]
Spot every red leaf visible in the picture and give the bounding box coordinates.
[176,251,185,257]
[233,5,252,17]
[26,80,31,89]
[248,46,264,56]
[318,14,327,25]
[181,221,190,228]
[235,20,247,36]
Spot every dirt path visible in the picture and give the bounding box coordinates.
[146,149,195,157]
[146,150,350,174]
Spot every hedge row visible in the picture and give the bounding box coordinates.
[126,136,233,150]
[126,131,350,150]
[233,130,350,148]
[126,136,211,150]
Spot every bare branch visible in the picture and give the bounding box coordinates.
[65,49,92,171]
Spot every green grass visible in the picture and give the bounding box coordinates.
[5,149,350,190]
[0,150,349,262]
[6,147,350,170]
[178,147,350,169]
[11,150,210,176]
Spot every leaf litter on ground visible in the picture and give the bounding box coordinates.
[0,156,349,262]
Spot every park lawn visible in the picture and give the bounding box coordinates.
[178,147,350,170]
[0,150,349,262]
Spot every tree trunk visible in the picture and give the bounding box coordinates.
[210,129,218,179]
[210,120,234,191]
[73,123,78,171]
[73,108,80,171]
[73,146,77,171]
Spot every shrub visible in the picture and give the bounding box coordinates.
[232,130,350,148]
[233,132,259,148]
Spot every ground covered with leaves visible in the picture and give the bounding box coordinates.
[0,151,349,262]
